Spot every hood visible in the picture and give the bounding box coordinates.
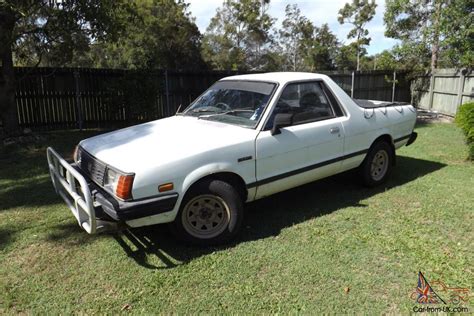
[79,116,258,173]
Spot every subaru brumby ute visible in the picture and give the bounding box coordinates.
[47,72,417,245]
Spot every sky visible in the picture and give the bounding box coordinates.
[186,0,399,55]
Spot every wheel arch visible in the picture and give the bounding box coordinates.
[370,134,396,165]
[183,171,248,202]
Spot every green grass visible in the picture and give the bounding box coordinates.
[0,123,473,314]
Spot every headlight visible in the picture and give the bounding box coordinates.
[104,167,134,200]
[104,168,120,192]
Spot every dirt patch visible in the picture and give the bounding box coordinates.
[417,109,454,124]
[7,242,69,274]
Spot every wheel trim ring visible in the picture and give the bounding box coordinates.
[181,194,230,239]
[370,149,389,181]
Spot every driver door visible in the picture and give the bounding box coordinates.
[254,81,345,199]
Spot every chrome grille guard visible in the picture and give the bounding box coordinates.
[47,147,115,234]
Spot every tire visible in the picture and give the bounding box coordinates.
[171,179,244,246]
[360,141,394,187]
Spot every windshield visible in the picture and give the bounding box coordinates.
[182,80,277,128]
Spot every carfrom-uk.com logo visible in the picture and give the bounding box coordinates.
[410,271,470,313]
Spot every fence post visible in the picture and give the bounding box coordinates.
[351,71,355,98]
[428,71,435,110]
[73,71,83,130]
[456,68,466,110]
[392,71,397,102]
[164,69,170,117]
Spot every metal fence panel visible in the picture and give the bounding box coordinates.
[9,67,412,130]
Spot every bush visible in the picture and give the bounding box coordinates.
[455,101,474,160]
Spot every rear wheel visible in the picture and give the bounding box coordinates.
[360,141,393,187]
[171,179,243,246]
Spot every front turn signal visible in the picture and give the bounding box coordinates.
[115,175,134,200]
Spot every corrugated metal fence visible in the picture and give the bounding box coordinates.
[11,67,411,130]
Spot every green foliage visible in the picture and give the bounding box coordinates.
[279,6,338,71]
[372,50,397,70]
[391,42,432,71]
[455,102,474,160]
[8,0,205,70]
[334,43,363,70]
[337,0,377,71]
[309,24,339,71]
[363,44,431,72]
[76,0,205,70]
[5,0,134,67]
[201,0,274,71]
[384,0,444,71]
[384,0,473,70]
[439,0,474,68]
[278,4,314,71]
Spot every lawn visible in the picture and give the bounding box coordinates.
[0,122,472,314]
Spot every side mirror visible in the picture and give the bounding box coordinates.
[271,113,293,135]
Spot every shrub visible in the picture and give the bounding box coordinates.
[455,101,474,160]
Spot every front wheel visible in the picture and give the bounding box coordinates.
[171,179,244,246]
[360,141,393,187]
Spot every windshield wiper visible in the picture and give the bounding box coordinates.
[184,107,219,118]
[193,108,218,113]
[199,109,254,118]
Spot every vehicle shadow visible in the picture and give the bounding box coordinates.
[113,155,446,269]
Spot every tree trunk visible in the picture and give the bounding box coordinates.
[293,50,297,71]
[356,33,361,72]
[0,10,19,136]
[431,1,442,72]
[356,48,360,72]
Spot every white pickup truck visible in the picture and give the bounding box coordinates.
[47,72,417,245]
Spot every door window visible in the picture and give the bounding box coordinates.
[266,81,336,129]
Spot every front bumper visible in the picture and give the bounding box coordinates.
[46,147,178,234]
[94,190,178,221]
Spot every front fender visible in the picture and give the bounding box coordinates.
[181,162,239,196]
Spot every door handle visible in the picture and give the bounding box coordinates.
[330,127,340,134]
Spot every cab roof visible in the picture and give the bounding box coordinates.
[219,72,330,85]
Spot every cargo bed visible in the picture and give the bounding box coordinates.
[354,99,409,109]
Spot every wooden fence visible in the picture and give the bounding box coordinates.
[10,67,411,130]
[411,68,474,116]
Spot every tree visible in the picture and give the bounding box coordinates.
[384,0,473,71]
[392,42,432,71]
[202,0,274,71]
[278,4,315,71]
[337,0,377,71]
[371,50,397,70]
[278,5,339,72]
[384,0,447,72]
[439,0,473,68]
[0,0,133,135]
[334,43,364,70]
[308,24,339,70]
[279,4,324,71]
[73,0,205,70]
